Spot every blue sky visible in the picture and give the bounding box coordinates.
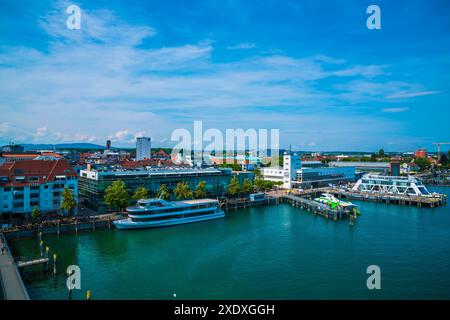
[0,0,449,152]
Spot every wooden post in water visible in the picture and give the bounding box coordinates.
[53,253,57,276]
[40,240,44,257]
[57,220,60,236]
[75,219,78,235]
[45,246,50,271]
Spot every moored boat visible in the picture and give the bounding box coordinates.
[113,198,225,230]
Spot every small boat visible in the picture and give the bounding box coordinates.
[314,193,361,215]
[113,198,225,230]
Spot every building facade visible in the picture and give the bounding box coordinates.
[136,137,152,161]
[299,166,356,188]
[328,161,400,176]
[260,153,356,188]
[79,166,254,213]
[282,153,301,189]
[0,160,78,219]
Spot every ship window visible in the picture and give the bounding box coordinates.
[417,187,429,195]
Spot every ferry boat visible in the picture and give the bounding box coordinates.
[113,198,225,230]
[352,174,433,196]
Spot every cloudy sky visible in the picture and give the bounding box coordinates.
[0,0,449,151]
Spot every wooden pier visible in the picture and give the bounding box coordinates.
[16,257,49,268]
[278,194,354,221]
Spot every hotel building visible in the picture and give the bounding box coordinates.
[79,166,254,213]
[0,159,78,219]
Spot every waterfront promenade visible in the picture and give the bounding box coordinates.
[0,233,30,300]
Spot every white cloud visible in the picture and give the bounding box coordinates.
[381,107,409,113]
[0,0,438,148]
[386,90,440,99]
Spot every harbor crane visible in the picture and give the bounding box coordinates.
[433,142,450,162]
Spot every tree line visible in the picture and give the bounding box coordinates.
[103,176,282,212]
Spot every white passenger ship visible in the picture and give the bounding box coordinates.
[113,198,225,230]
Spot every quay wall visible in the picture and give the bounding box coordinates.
[3,220,113,241]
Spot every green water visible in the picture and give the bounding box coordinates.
[10,187,450,300]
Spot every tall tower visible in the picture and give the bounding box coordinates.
[136,137,152,161]
[106,140,111,150]
[282,152,301,189]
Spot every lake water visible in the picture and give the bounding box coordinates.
[10,187,450,299]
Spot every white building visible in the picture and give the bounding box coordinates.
[283,153,302,189]
[260,152,301,189]
[260,153,356,189]
[136,137,152,161]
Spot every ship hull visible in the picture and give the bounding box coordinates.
[113,210,225,230]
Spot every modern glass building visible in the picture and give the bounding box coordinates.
[79,166,253,213]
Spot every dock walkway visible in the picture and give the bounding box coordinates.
[328,188,447,208]
[0,233,30,300]
[277,193,353,220]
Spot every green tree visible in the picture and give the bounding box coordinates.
[157,184,170,200]
[132,187,149,201]
[241,178,254,195]
[378,148,385,157]
[174,181,193,200]
[253,168,261,179]
[194,181,207,199]
[104,180,129,211]
[31,206,41,220]
[226,176,241,198]
[61,188,76,216]
[415,157,431,172]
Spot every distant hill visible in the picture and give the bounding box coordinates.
[23,143,106,151]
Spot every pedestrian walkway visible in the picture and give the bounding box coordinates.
[0,233,30,300]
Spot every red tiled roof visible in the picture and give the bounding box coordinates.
[1,153,39,159]
[40,152,63,158]
[155,149,169,157]
[0,159,77,187]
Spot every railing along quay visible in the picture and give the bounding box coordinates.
[220,197,277,211]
